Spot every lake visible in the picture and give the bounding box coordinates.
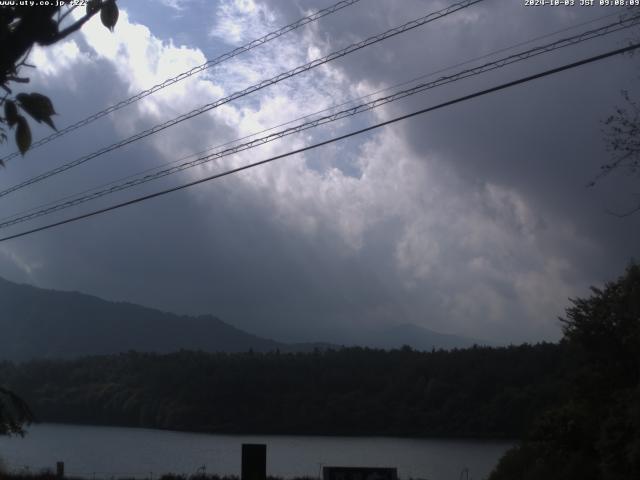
[0,424,513,480]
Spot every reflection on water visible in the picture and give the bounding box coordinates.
[0,423,512,480]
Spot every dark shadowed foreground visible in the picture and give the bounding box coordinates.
[0,473,305,480]
[0,424,511,479]
[490,263,640,480]
[2,343,565,439]
[2,265,638,480]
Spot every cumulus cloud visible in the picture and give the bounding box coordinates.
[159,0,189,12]
[0,0,636,344]
[209,0,277,44]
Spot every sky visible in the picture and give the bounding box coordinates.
[0,0,639,344]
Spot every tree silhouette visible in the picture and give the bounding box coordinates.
[0,0,118,437]
[0,387,32,436]
[595,90,640,216]
[591,11,640,216]
[0,0,119,159]
[490,263,640,480]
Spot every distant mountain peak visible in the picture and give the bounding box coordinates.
[0,277,485,360]
[0,277,284,361]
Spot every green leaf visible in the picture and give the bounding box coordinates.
[101,0,119,32]
[4,100,18,127]
[15,115,31,155]
[17,92,56,117]
[87,0,101,15]
[16,92,57,131]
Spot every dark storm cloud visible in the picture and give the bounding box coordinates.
[0,45,409,343]
[2,168,410,342]
[265,0,640,281]
[257,0,639,331]
[1,0,638,345]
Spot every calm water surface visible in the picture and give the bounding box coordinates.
[0,424,512,480]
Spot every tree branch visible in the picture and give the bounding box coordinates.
[38,7,101,46]
[6,75,29,83]
[58,5,78,24]
[606,204,640,217]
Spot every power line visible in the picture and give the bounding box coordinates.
[5,4,622,224]
[0,0,363,164]
[2,8,625,227]
[6,3,624,220]
[0,5,627,219]
[2,13,638,230]
[1,8,626,228]
[1,42,637,244]
[0,0,485,199]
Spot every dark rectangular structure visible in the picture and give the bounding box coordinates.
[323,466,398,480]
[241,443,266,480]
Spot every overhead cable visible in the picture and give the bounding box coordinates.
[0,0,485,199]
[0,0,363,164]
[1,13,638,229]
[4,6,626,225]
[1,42,637,243]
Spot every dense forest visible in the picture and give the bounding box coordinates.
[2,265,637,479]
[489,263,640,480]
[1,342,567,439]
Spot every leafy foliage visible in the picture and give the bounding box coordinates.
[100,0,119,32]
[0,1,119,158]
[591,89,640,216]
[16,92,57,130]
[490,263,640,480]
[601,91,640,182]
[0,386,33,436]
[0,0,120,439]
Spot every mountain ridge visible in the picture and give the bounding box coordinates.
[0,276,286,361]
[0,276,481,360]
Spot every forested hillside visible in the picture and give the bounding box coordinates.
[0,277,284,360]
[489,264,640,480]
[1,343,567,438]
[0,277,479,360]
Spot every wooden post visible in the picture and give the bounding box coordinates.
[241,443,266,480]
[55,461,64,479]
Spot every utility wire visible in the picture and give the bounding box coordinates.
[0,0,363,164]
[1,13,638,230]
[0,4,627,224]
[0,9,621,228]
[1,42,637,244]
[4,3,624,221]
[0,0,485,199]
[4,3,623,225]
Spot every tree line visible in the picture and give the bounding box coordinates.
[1,342,567,439]
[489,263,640,480]
[3,263,637,479]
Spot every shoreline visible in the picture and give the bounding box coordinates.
[17,421,518,443]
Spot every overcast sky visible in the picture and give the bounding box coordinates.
[1,0,639,344]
